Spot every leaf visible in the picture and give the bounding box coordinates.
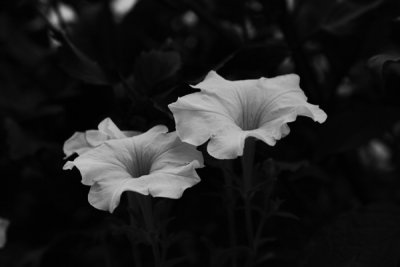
[4,118,47,160]
[321,0,384,35]
[368,52,400,77]
[256,237,277,248]
[51,30,117,85]
[0,87,44,116]
[202,238,251,267]
[133,50,181,95]
[263,158,308,178]
[116,224,151,245]
[317,105,400,156]
[163,256,187,267]
[273,211,300,221]
[302,202,400,267]
[254,252,275,265]
[217,43,289,78]
[153,199,174,230]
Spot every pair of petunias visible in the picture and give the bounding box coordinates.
[64,71,327,212]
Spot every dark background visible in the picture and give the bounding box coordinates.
[1,0,400,266]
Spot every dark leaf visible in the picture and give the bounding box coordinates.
[273,211,300,221]
[321,0,384,35]
[256,237,277,248]
[4,118,46,160]
[302,202,400,267]
[209,245,251,267]
[262,158,307,178]
[368,51,400,103]
[368,52,400,77]
[368,51,400,80]
[117,224,152,245]
[133,50,181,95]
[317,105,400,156]
[254,251,275,265]
[218,43,289,78]
[52,30,118,85]
[163,256,187,267]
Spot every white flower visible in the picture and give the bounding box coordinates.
[168,71,327,159]
[63,125,204,212]
[63,117,140,158]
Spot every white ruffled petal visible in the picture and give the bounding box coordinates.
[88,162,200,213]
[88,178,132,212]
[143,162,201,198]
[98,117,126,139]
[63,132,88,158]
[98,117,143,138]
[63,117,146,158]
[169,92,235,146]
[149,132,204,171]
[85,130,109,147]
[63,118,121,157]
[190,70,232,91]
[169,71,327,159]
[64,125,203,212]
[206,125,246,159]
[243,104,327,148]
[63,131,108,158]
[66,139,136,186]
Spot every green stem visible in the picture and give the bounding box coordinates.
[241,138,255,250]
[136,195,162,267]
[127,194,143,267]
[253,211,270,251]
[222,161,238,267]
[151,237,162,267]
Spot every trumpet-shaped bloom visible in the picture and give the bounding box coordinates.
[63,125,204,212]
[63,117,140,158]
[169,71,327,159]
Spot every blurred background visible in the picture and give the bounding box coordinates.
[1,0,400,266]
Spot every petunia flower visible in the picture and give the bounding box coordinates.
[63,125,204,212]
[63,117,140,158]
[168,71,327,159]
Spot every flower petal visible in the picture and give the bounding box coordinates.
[98,117,126,139]
[190,71,260,121]
[63,117,142,158]
[169,92,236,146]
[206,125,246,159]
[190,70,233,91]
[63,130,108,158]
[64,125,203,212]
[65,139,135,186]
[88,178,131,212]
[141,162,201,198]
[169,71,327,159]
[88,162,200,212]
[148,131,204,171]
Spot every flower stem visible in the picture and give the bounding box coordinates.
[222,161,238,267]
[136,195,163,267]
[127,193,143,267]
[241,138,256,255]
[151,236,162,267]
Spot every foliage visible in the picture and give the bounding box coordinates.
[1,0,400,266]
